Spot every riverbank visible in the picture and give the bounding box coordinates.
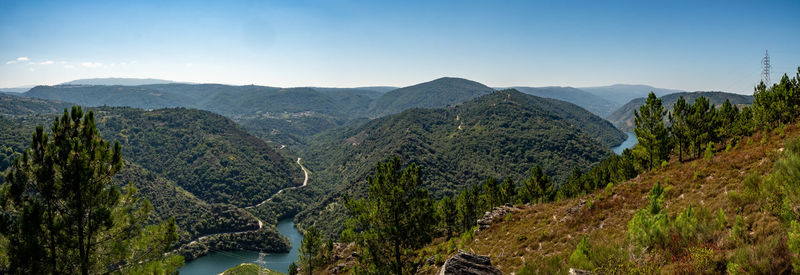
[179,219,304,274]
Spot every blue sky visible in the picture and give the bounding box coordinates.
[0,0,798,93]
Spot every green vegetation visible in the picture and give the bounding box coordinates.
[342,157,435,274]
[0,107,182,274]
[0,104,298,259]
[295,89,624,237]
[299,226,322,275]
[367,77,493,117]
[607,91,754,132]
[634,92,670,170]
[221,263,284,275]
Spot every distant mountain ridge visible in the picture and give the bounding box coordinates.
[60,77,178,86]
[606,91,755,131]
[507,86,619,117]
[580,84,687,106]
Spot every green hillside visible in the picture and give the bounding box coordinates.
[580,84,686,105]
[0,93,74,116]
[510,86,619,117]
[290,89,625,236]
[367,77,494,117]
[607,91,754,131]
[0,105,299,254]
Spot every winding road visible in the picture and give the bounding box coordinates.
[177,157,310,250]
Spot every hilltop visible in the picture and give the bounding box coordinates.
[367,77,494,117]
[607,91,754,131]
[288,89,625,236]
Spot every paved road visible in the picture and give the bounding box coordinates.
[177,157,309,250]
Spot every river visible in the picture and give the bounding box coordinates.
[178,219,303,274]
[611,132,637,155]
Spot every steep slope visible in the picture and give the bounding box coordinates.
[607,91,754,131]
[368,77,494,117]
[0,93,74,116]
[408,124,800,274]
[580,84,686,105]
[90,107,302,207]
[0,111,294,249]
[509,86,619,117]
[292,89,625,236]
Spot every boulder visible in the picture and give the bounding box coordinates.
[476,204,520,233]
[438,251,502,275]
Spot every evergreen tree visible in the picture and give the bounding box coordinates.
[687,97,716,158]
[455,187,478,232]
[669,96,691,162]
[344,157,434,274]
[716,99,739,142]
[0,106,181,274]
[481,177,501,210]
[519,165,553,204]
[499,178,517,204]
[288,262,299,275]
[634,92,670,170]
[436,196,457,237]
[299,226,321,275]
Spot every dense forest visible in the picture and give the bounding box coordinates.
[288,89,625,237]
[0,103,301,258]
[607,91,755,131]
[302,68,800,274]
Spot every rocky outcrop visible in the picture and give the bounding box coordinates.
[569,268,593,275]
[438,251,502,275]
[476,204,520,232]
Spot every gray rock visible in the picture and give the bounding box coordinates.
[438,250,502,275]
[476,204,520,233]
[569,268,593,275]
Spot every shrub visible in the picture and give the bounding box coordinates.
[628,182,669,250]
[704,141,715,161]
[568,237,593,270]
[788,220,800,271]
[715,209,727,231]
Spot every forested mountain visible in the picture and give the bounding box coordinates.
[60,77,178,85]
[0,93,74,116]
[290,89,625,236]
[0,102,301,251]
[367,77,494,117]
[509,86,619,117]
[607,91,754,131]
[580,84,686,105]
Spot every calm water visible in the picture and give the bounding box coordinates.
[179,219,303,274]
[611,132,637,155]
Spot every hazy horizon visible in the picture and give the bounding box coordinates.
[1,0,798,94]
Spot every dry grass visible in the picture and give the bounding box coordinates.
[417,124,799,274]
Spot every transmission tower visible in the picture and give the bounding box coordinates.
[762,50,771,85]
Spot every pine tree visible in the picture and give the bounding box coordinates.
[436,196,457,237]
[344,157,434,274]
[634,92,670,170]
[1,106,181,274]
[688,97,715,158]
[299,226,321,275]
[669,96,690,162]
[519,165,553,203]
